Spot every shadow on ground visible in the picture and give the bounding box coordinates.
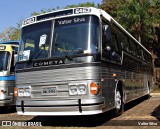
[151,104,160,121]
[124,95,149,112]
[0,106,16,114]
[27,110,115,127]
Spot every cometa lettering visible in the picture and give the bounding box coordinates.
[33,60,64,67]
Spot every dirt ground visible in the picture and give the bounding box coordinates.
[0,93,159,129]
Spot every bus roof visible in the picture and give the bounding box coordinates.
[0,41,19,45]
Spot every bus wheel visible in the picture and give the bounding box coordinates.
[114,87,124,116]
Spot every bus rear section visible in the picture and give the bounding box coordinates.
[0,42,19,107]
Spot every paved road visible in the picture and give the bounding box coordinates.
[0,93,159,128]
[101,93,160,128]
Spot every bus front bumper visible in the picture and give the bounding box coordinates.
[16,98,105,115]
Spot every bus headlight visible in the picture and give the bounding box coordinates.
[18,89,24,97]
[24,88,31,97]
[78,84,87,95]
[18,86,31,97]
[69,83,87,95]
[69,85,78,95]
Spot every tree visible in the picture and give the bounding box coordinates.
[101,0,159,45]
[101,0,125,17]
[31,2,98,16]
[101,0,160,66]
[64,2,97,9]
[31,7,60,16]
[0,26,21,41]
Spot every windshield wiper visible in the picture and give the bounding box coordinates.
[27,44,45,64]
[54,33,72,61]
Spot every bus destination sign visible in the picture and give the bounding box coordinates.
[74,8,91,14]
[22,17,36,27]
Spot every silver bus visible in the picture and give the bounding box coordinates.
[15,7,153,116]
[0,41,19,107]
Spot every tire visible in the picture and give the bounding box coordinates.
[114,87,124,116]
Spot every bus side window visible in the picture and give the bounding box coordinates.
[110,32,121,61]
[121,34,130,52]
[102,24,111,59]
[111,33,119,52]
[102,23,121,62]
[129,39,138,56]
[137,46,143,59]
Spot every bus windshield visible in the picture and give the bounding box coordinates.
[19,15,100,61]
[0,51,10,71]
[20,20,52,61]
[52,15,100,57]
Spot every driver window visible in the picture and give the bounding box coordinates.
[102,21,121,62]
[110,32,121,61]
[102,22,111,59]
[111,33,119,52]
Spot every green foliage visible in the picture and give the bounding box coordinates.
[31,7,60,16]
[31,2,97,16]
[64,2,97,9]
[102,1,159,41]
[0,26,21,41]
[101,0,160,65]
[101,0,125,17]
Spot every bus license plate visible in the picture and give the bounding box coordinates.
[42,87,57,96]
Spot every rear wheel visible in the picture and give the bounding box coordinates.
[114,87,124,116]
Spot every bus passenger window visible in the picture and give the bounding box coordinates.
[137,46,143,59]
[111,33,119,51]
[102,24,111,59]
[110,33,121,61]
[129,39,138,56]
[121,34,130,52]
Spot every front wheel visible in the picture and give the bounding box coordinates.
[114,88,124,116]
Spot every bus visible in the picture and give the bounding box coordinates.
[14,7,153,116]
[0,41,19,107]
